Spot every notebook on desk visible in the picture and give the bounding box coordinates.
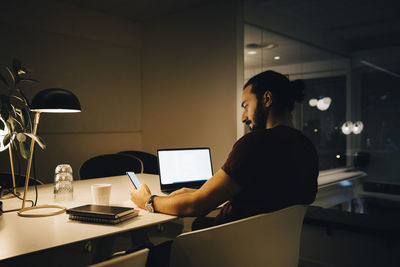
[66,204,139,224]
[157,147,214,193]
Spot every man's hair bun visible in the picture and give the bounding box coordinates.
[244,70,307,112]
[290,79,305,103]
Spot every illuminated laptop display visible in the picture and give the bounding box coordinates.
[157,148,213,192]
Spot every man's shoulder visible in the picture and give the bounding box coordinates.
[236,128,282,142]
[235,131,263,145]
[235,126,310,149]
[233,130,273,152]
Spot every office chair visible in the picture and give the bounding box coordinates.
[118,150,159,174]
[79,153,143,179]
[169,205,308,267]
[88,248,149,267]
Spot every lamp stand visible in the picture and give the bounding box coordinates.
[9,146,18,196]
[0,146,21,199]
[18,111,66,217]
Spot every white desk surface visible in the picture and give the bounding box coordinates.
[0,174,176,261]
[318,168,366,187]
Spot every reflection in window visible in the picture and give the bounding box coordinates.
[244,24,350,171]
[301,76,347,170]
[360,70,400,182]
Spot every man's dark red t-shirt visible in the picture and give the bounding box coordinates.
[216,125,319,225]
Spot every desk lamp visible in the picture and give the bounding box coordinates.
[18,88,81,217]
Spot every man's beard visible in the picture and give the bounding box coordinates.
[249,100,269,131]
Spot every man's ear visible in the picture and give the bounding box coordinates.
[263,91,273,107]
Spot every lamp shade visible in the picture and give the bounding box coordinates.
[30,88,81,113]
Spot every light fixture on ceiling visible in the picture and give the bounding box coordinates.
[274,56,280,60]
[265,43,277,49]
[340,120,364,135]
[247,51,257,55]
[308,98,318,107]
[352,121,364,134]
[309,97,331,111]
[245,42,278,49]
[341,121,353,135]
[316,97,331,111]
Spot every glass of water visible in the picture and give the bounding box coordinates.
[54,164,74,202]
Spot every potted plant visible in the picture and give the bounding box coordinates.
[0,59,45,197]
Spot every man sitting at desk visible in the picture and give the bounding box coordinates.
[130,70,318,229]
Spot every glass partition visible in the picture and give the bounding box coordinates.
[244,24,351,171]
[357,60,400,183]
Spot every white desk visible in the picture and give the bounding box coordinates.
[0,174,176,261]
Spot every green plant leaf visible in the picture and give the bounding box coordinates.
[8,116,22,132]
[1,103,10,121]
[10,95,24,103]
[16,88,30,106]
[19,141,31,159]
[15,108,23,125]
[5,121,11,132]
[21,108,31,129]
[0,71,9,87]
[3,133,11,147]
[16,133,26,142]
[12,58,22,76]
[24,133,46,149]
[5,67,15,86]
[37,135,46,149]
[10,104,17,118]
[19,78,39,83]
[0,118,4,130]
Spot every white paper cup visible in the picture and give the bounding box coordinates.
[91,184,111,205]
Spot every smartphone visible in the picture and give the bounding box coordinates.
[126,171,141,189]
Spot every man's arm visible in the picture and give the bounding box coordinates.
[130,169,241,217]
[168,187,197,197]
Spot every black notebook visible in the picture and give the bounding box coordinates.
[66,204,139,224]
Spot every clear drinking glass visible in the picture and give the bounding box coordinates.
[54,164,74,202]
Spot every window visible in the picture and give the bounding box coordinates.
[244,24,351,171]
[359,68,400,182]
[301,76,347,170]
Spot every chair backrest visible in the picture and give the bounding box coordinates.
[118,150,159,175]
[169,205,308,267]
[79,154,143,179]
[88,248,149,267]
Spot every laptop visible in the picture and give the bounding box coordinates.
[157,148,214,193]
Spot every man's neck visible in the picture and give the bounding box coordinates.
[266,110,294,129]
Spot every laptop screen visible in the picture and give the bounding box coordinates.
[157,148,213,191]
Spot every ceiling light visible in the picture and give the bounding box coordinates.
[265,43,277,49]
[274,56,280,60]
[308,98,318,107]
[247,51,257,55]
[317,97,331,111]
[246,43,278,49]
[341,121,353,135]
[352,121,364,134]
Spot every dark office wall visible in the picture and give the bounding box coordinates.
[142,1,242,171]
[0,0,143,182]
